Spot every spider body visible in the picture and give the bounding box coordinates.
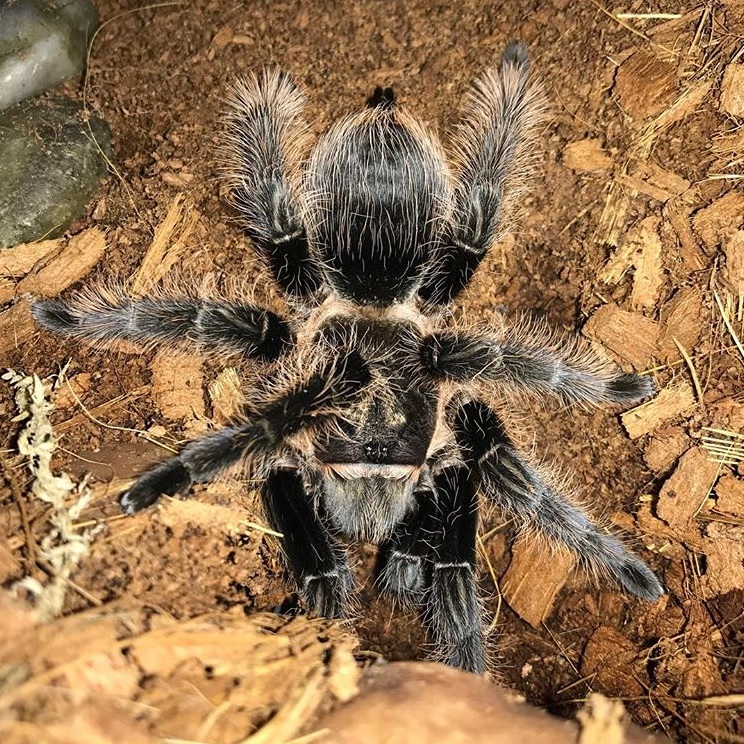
[33,43,663,674]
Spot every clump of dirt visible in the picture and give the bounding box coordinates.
[1,1,743,742]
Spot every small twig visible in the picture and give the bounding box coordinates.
[477,533,502,632]
[616,13,682,20]
[673,337,704,405]
[713,290,744,367]
[60,378,178,452]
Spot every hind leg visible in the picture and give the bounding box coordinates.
[419,43,546,304]
[224,70,323,297]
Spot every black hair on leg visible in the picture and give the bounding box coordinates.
[454,400,664,601]
[263,468,353,618]
[33,294,294,360]
[223,70,323,297]
[376,485,438,602]
[425,464,487,674]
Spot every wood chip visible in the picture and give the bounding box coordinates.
[0,238,61,277]
[500,539,576,628]
[129,195,200,297]
[644,427,688,473]
[211,24,234,48]
[628,216,664,310]
[161,171,194,188]
[692,191,744,253]
[714,474,744,517]
[644,78,713,135]
[0,298,36,354]
[656,447,720,528]
[0,600,356,744]
[582,303,661,369]
[4,229,106,304]
[617,161,690,203]
[664,197,707,271]
[722,230,744,296]
[581,626,644,697]
[621,381,696,439]
[720,62,744,117]
[709,398,744,432]
[562,139,613,171]
[0,538,21,583]
[53,372,93,410]
[600,216,664,311]
[616,172,678,203]
[149,349,205,424]
[614,51,678,120]
[658,286,705,363]
[701,523,744,595]
[208,367,244,425]
[633,162,690,199]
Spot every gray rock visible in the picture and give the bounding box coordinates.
[0,0,99,111]
[0,96,112,248]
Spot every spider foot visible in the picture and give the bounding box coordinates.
[606,373,656,404]
[610,553,664,601]
[120,459,191,514]
[377,549,427,602]
[301,566,355,618]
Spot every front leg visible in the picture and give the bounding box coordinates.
[121,351,370,513]
[418,43,546,305]
[426,464,487,674]
[263,468,353,618]
[34,291,294,360]
[454,400,663,601]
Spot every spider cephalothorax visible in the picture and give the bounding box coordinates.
[33,42,663,674]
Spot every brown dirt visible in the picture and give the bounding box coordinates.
[2,1,744,742]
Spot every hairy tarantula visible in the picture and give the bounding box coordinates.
[33,42,663,674]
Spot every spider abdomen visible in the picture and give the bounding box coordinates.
[306,106,453,305]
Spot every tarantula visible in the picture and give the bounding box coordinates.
[33,42,663,673]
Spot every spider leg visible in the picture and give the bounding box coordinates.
[120,351,370,513]
[376,484,438,603]
[224,70,323,297]
[263,467,353,618]
[33,291,293,360]
[425,464,487,674]
[421,325,655,406]
[454,400,664,601]
[418,42,546,305]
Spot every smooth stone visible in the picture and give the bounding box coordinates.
[0,96,112,248]
[0,0,99,111]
